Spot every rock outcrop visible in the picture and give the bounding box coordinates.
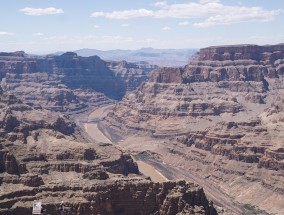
[198,44,284,61]
[0,87,77,144]
[107,60,157,91]
[102,44,284,214]
[0,177,216,215]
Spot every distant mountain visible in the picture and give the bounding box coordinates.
[62,48,198,67]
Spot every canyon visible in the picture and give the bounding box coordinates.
[101,44,284,214]
[0,51,157,113]
[0,51,218,214]
[1,44,284,214]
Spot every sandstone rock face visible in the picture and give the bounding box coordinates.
[150,67,183,83]
[198,44,284,61]
[0,52,156,113]
[102,44,284,214]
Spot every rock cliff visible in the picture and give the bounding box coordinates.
[198,44,284,61]
[0,87,77,144]
[0,177,216,215]
[102,44,284,214]
[0,52,156,113]
[107,60,157,91]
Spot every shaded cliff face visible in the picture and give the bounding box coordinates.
[37,52,126,100]
[150,67,183,83]
[107,60,158,91]
[0,52,156,112]
[102,44,284,214]
[0,52,124,99]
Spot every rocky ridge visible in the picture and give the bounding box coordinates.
[102,44,284,214]
[0,51,156,113]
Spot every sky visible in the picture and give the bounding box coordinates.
[0,0,284,53]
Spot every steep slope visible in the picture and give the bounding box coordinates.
[102,44,284,214]
[106,60,157,91]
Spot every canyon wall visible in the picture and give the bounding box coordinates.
[0,67,217,214]
[0,52,156,113]
[102,44,284,214]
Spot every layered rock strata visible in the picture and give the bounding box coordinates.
[0,87,76,144]
[0,52,156,113]
[0,176,216,215]
[0,133,217,214]
[107,60,157,91]
[102,44,284,214]
[0,88,218,214]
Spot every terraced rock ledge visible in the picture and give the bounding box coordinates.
[0,80,217,214]
[102,44,284,214]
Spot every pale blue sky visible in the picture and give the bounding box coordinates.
[0,0,283,53]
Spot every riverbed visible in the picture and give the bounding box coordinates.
[83,105,168,183]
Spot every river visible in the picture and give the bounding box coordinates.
[83,105,168,183]
[82,105,243,214]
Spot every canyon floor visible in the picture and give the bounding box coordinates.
[81,105,244,215]
[80,105,168,184]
